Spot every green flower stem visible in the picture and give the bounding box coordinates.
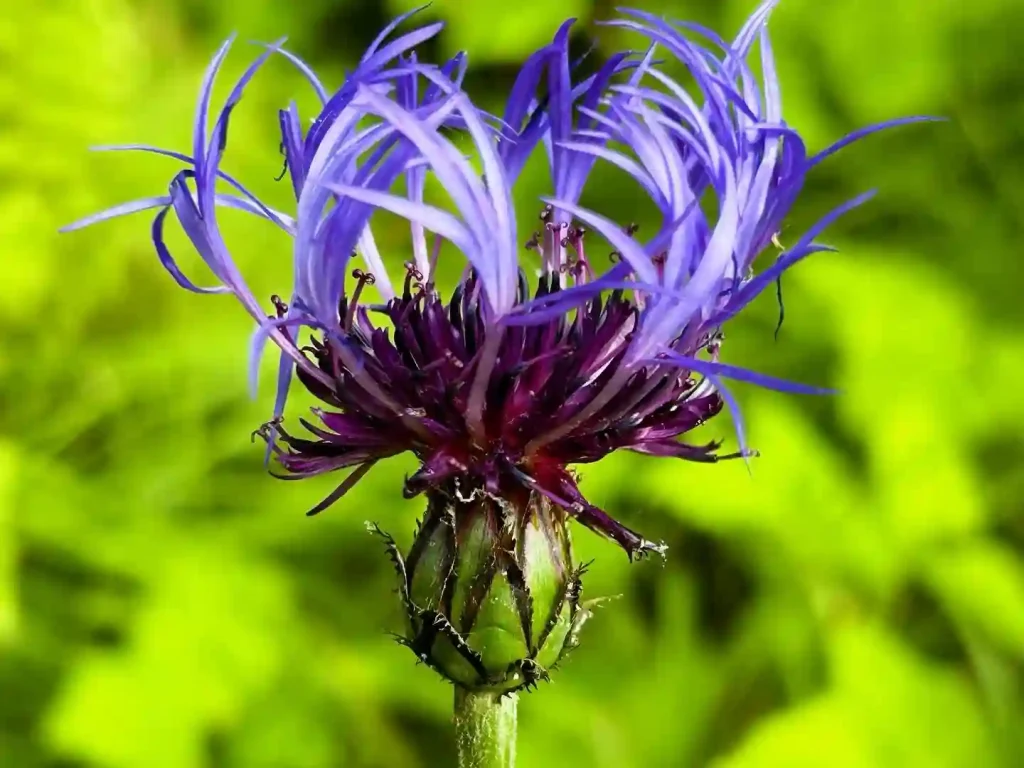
[453,687,518,768]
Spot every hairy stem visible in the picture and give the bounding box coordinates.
[453,688,517,768]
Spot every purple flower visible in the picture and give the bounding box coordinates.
[63,2,933,559]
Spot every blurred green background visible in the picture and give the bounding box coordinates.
[3,0,1024,765]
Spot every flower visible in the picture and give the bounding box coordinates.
[63,1,932,563]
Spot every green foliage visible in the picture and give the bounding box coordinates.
[2,0,1022,765]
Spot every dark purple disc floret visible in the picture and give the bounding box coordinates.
[63,1,933,559]
[267,262,726,557]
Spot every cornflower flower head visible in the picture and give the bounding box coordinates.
[64,1,931,696]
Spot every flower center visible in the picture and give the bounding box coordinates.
[266,261,724,515]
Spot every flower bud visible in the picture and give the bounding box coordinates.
[376,491,589,694]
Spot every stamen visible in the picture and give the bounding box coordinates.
[403,260,424,298]
[542,220,570,280]
[345,269,375,332]
[565,226,593,283]
[543,221,559,273]
[270,294,288,318]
